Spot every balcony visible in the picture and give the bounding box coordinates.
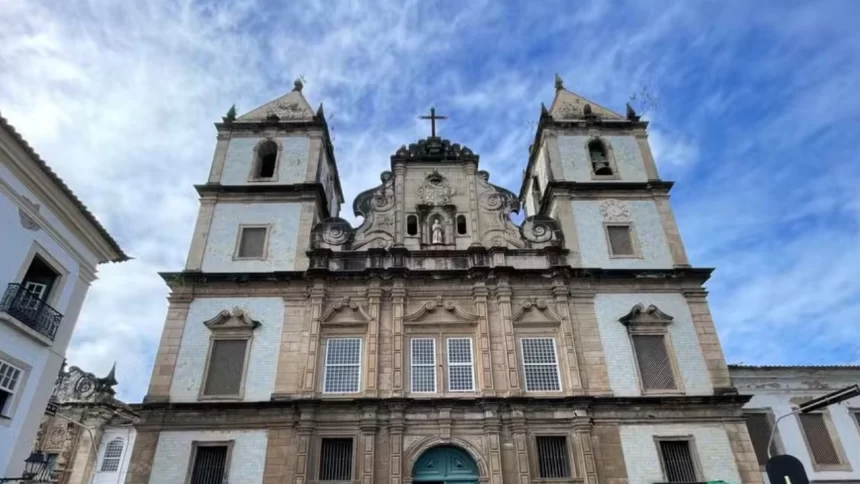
[0,283,63,341]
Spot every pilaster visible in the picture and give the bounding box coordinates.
[509,405,532,483]
[206,132,230,183]
[302,281,326,396]
[394,161,406,246]
[481,403,504,484]
[124,430,159,484]
[388,403,406,484]
[725,421,765,484]
[391,280,406,395]
[472,282,494,393]
[294,404,317,484]
[634,131,660,180]
[684,290,733,391]
[495,277,520,395]
[464,162,480,245]
[570,290,611,395]
[552,278,582,393]
[655,195,690,267]
[365,279,382,397]
[184,197,216,271]
[145,297,191,402]
[573,419,599,484]
[360,405,378,484]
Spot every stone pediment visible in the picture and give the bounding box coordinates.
[203,307,261,331]
[512,298,562,326]
[404,296,479,324]
[618,303,674,327]
[320,297,373,326]
[236,79,316,122]
[549,75,624,121]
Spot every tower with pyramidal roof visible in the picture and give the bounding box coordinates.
[126,76,762,484]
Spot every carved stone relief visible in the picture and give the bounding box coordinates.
[599,199,630,222]
[18,196,40,231]
[351,171,396,250]
[475,171,526,249]
[404,296,479,324]
[417,170,455,206]
[320,297,374,325]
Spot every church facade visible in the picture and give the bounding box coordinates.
[126,77,761,484]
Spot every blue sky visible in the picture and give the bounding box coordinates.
[1,0,859,401]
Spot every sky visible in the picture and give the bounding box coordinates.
[1,0,859,402]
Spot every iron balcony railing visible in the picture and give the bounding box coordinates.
[0,283,63,341]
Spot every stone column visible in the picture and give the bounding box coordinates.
[302,281,326,396]
[481,403,504,484]
[684,290,732,391]
[495,277,520,394]
[509,405,532,483]
[293,405,317,484]
[573,418,599,484]
[366,279,382,396]
[394,161,406,246]
[145,296,191,402]
[124,430,159,484]
[388,403,406,484]
[552,278,582,392]
[360,405,378,484]
[391,281,406,395]
[570,290,610,395]
[472,281,494,392]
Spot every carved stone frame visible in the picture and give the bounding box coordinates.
[310,435,358,481]
[198,308,260,401]
[247,138,283,182]
[184,440,235,484]
[418,205,457,247]
[796,409,852,472]
[585,136,620,180]
[604,222,642,259]
[233,224,271,261]
[619,304,684,395]
[654,435,703,482]
[529,433,578,479]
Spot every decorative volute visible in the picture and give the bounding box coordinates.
[618,303,674,327]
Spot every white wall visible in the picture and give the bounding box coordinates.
[557,135,648,182]
[594,293,712,396]
[91,427,137,484]
[149,430,268,484]
[220,136,309,186]
[620,424,742,484]
[170,297,285,402]
[200,202,302,272]
[736,371,860,483]
[571,199,673,269]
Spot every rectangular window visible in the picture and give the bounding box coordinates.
[520,338,561,392]
[659,440,698,482]
[100,438,125,472]
[319,438,353,481]
[323,338,361,393]
[0,359,22,416]
[632,334,677,391]
[536,436,571,478]
[411,338,436,393]
[202,339,248,397]
[607,224,635,257]
[236,226,267,259]
[744,412,778,465]
[447,338,475,392]
[798,413,841,466]
[189,445,228,484]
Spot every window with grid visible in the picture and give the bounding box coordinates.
[319,438,353,481]
[520,338,561,392]
[324,338,361,393]
[0,360,22,416]
[536,436,571,478]
[189,445,228,484]
[799,413,841,465]
[202,339,248,397]
[607,225,635,256]
[447,338,475,392]
[744,412,778,465]
[659,440,698,482]
[100,438,124,472]
[632,334,677,391]
[237,227,267,258]
[411,338,436,393]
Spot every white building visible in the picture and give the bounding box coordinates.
[0,113,127,479]
[732,365,860,484]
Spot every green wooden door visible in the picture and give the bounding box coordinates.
[412,446,479,483]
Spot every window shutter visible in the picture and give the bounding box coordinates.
[319,438,353,480]
[203,339,248,396]
[744,413,776,465]
[100,438,124,472]
[536,436,571,478]
[632,334,677,390]
[411,338,436,393]
[607,225,634,256]
[447,338,474,392]
[238,228,266,258]
[520,338,561,392]
[659,440,697,482]
[190,446,228,484]
[799,413,840,465]
[323,338,361,393]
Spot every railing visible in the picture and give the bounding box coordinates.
[0,283,63,341]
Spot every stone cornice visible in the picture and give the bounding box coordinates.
[194,182,332,217]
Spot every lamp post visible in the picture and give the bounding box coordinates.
[0,451,50,483]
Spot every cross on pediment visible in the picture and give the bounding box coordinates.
[419,107,448,137]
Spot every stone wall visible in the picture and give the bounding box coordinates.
[557,135,649,182]
[219,136,309,186]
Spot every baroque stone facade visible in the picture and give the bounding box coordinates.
[127,77,760,484]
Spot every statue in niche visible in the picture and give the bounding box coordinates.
[431,217,444,244]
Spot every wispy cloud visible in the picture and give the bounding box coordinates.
[1,0,859,400]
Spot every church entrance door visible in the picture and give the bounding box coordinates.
[412,445,480,483]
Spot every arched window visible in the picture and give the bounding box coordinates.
[100,438,124,472]
[588,139,613,176]
[406,215,418,236]
[254,140,279,179]
[531,175,542,214]
[456,215,467,235]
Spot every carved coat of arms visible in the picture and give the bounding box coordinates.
[418,171,454,206]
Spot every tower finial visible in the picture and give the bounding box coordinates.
[554,73,564,91]
[223,104,237,124]
[293,78,304,91]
